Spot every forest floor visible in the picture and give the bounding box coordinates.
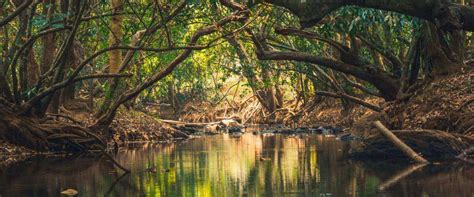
[109,109,189,142]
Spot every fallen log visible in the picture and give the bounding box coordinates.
[160,118,243,128]
[160,119,220,127]
[373,121,429,163]
[160,119,186,125]
[352,126,474,160]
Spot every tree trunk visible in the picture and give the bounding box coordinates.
[168,81,179,113]
[226,35,283,115]
[421,22,463,76]
[41,0,56,75]
[108,0,123,74]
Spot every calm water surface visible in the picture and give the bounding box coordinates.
[0,133,473,197]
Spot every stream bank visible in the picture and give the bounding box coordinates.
[2,69,473,165]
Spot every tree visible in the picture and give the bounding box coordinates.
[261,0,474,31]
[224,0,469,101]
[0,0,249,152]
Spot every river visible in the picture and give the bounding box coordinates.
[0,133,473,196]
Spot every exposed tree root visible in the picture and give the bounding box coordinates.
[0,107,105,152]
[351,130,474,160]
[0,106,131,171]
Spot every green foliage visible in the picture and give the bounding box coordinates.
[0,0,422,112]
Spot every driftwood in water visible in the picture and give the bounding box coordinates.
[160,118,243,135]
[352,126,474,160]
[160,118,242,128]
[216,116,242,123]
[373,121,429,163]
[160,119,220,127]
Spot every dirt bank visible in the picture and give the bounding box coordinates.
[349,69,474,160]
[0,108,188,166]
[110,109,189,142]
[349,68,473,137]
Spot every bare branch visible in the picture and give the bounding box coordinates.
[0,0,33,27]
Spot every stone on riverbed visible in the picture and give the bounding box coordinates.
[336,133,362,141]
[228,126,242,133]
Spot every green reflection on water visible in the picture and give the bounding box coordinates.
[114,134,363,197]
[1,133,473,197]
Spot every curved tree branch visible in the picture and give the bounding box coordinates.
[0,0,33,27]
[248,29,400,100]
[274,27,369,67]
[262,0,474,31]
[357,35,405,73]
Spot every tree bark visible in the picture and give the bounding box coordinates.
[262,0,474,32]
[108,0,123,74]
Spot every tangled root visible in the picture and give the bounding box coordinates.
[0,107,105,152]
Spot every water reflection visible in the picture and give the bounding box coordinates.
[0,134,473,197]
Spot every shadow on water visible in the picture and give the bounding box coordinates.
[0,133,473,196]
